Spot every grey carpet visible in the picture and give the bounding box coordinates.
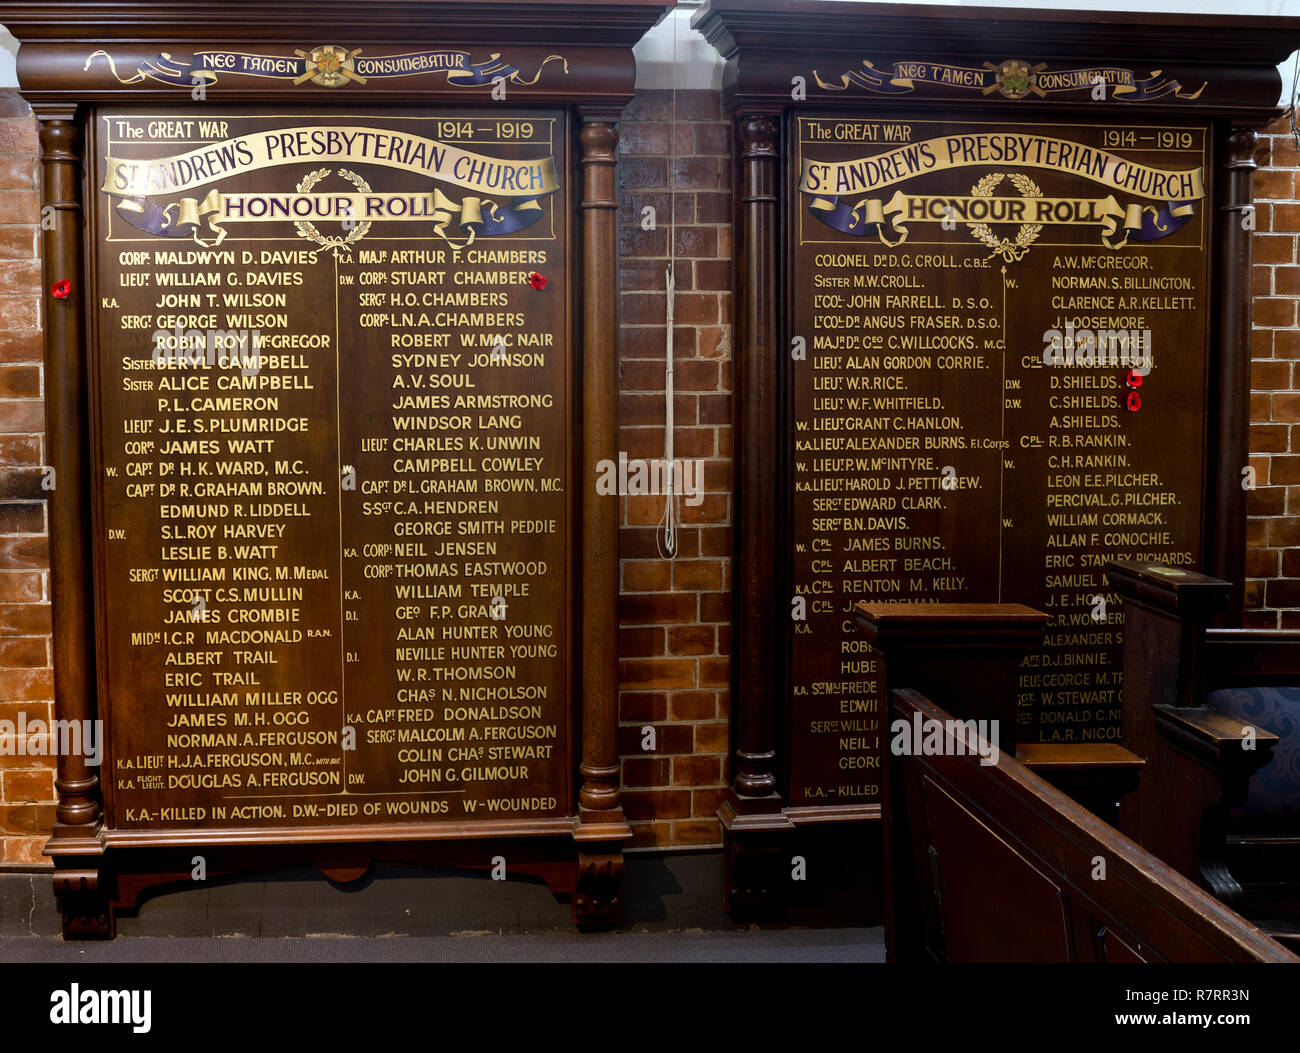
[0,927,884,963]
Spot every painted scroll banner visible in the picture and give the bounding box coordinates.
[102,126,559,248]
[813,58,1205,101]
[796,132,1207,202]
[808,191,1196,252]
[85,46,568,90]
[113,186,546,248]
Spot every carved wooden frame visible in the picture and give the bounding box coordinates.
[693,0,1300,915]
[3,0,667,937]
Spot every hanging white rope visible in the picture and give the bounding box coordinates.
[656,11,681,561]
[657,264,679,558]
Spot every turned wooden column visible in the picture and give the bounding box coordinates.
[1208,128,1257,622]
[38,112,101,846]
[729,112,782,808]
[718,110,791,916]
[576,114,622,825]
[570,112,629,924]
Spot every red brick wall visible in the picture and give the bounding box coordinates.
[616,90,732,848]
[0,91,53,866]
[4,92,1300,864]
[1248,115,1300,629]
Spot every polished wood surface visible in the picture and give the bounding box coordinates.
[1110,560,1300,931]
[1015,743,1146,771]
[39,113,113,938]
[1017,742,1144,825]
[1209,129,1258,620]
[574,113,633,922]
[577,116,624,825]
[857,601,1047,755]
[730,113,782,807]
[7,0,662,937]
[699,1,1300,920]
[0,2,665,106]
[1153,705,1281,758]
[886,686,1297,962]
[1205,629,1300,685]
[719,110,795,916]
[696,1,1298,115]
[38,117,100,843]
[860,602,1046,953]
[89,107,577,832]
[1109,559,1241,883]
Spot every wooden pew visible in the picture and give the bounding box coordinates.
[1108,561,1300,946]
[856,602,1146,825]
[885,686,1297,962]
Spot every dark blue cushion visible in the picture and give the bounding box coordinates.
[1207,686,1300,829]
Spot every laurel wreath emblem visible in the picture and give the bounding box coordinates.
[293,168,372,257]
[968,172,1042,263]
[1001,72,1029,96]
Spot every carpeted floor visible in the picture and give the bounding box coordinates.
[0,927,884,963]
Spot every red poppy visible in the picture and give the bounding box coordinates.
[51,279,71,300]
[1124,369,1143,388]
[528,271,547,291]
[1126,389,1142,412]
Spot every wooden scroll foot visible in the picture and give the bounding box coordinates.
[1199,802,1247,908]
[54,868,115,940]
[1201,857,1245,908]
[573,849,623,926]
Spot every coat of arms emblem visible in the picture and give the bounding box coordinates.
[990,59,1046,99]
[296,44,366,87]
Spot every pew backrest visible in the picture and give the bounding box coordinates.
[884,687,1297,962]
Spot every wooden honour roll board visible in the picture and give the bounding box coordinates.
[786,115,1210,806]
[91,109,574,830]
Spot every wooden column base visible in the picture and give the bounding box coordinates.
[719,796,795,917]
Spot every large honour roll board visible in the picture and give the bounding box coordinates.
[785,115,1210,807]
[91,109,574,831]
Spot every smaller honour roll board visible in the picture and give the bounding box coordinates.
[92,109,576,831]
[785,115,1210,807]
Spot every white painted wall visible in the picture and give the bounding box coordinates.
[0,24,15,88]
[0,2,1295,104]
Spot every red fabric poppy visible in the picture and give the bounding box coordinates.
[51,279,71,300]
[528,271,547,291]
[1126,389,1142,412]
[1124,369,1144,388]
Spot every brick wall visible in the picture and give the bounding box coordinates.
[4,91,1300,864]
[0,90,53,866]
[615,89,732,849]
[1248,115,1300,629]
